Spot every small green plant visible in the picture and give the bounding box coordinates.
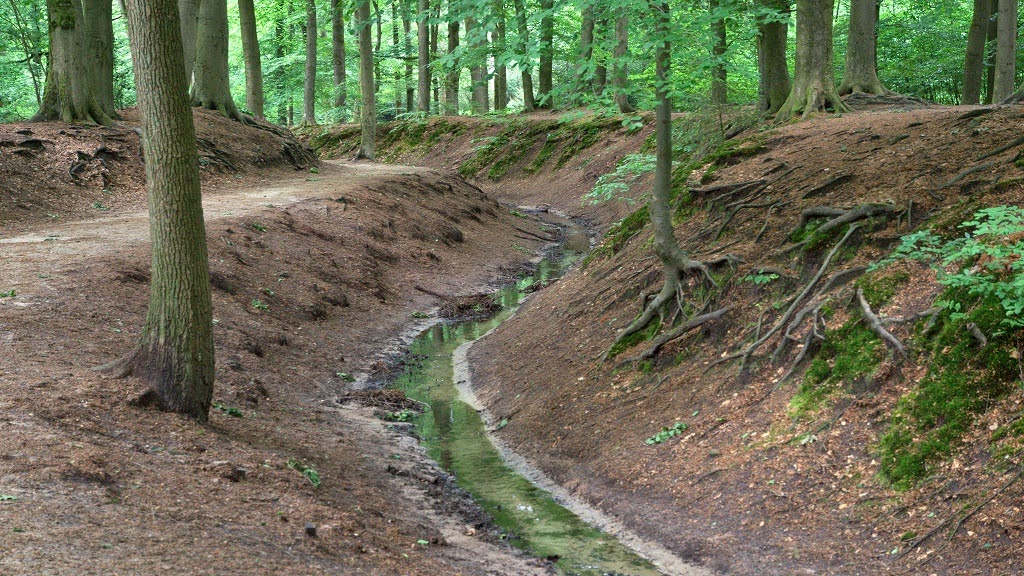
[382,409,415,422]
[212,402,243,417]
[621,115,645,133]
[509,209,528,218]
[0,495,17,501]
[336,372,356,382]
[251,299,269,311]
[92,201,109,211]
[584,154,656,205]
[287,458,321,488]
[0,290,15,298]
[309,166,319,174]
[410,311,430,319]
[742,272,780,286]
[249,222,267,232]
[646,421,688,445]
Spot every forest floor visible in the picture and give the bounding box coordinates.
[309,99,1024,575]
[0,110,557,575]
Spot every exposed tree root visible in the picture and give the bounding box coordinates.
[784,203,895,253]
[936,161,995,190]
[967,322,988,347]
[856,287,907,359]
[639,305,732,360]
[802,173,854,199]
[976,134,1024,161]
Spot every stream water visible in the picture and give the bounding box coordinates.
[393,227,666,576]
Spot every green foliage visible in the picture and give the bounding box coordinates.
[249,222,267,232]
[382,409,416,422]
[336,372,356,382]
[213,402,244,417]
[645,422,688,445]
[0,290,15,298]
[286,458,321,488]
[251,299,269,311]
[742,272,779,286]
[583,154,656,205]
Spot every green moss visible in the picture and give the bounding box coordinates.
[878,292,1021,490]
[990,177,1024,193]
[606,316,661,360]
[857,270,911,308]
[790,320,885,419]
[705,138,766,165]
[584,205,650,267]
[555,122,608,168]
[525,137,558,174]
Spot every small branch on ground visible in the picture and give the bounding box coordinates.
[857,287,907,359]
[638,306,732,360]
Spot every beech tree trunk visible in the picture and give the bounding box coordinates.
[178,0,200,86]
[838,0,887,95]
[775,0,847,121]
[392,0,402,115]
[431,0,440,107]
[332,0,346,110]
[84,0,115,117]
[238,0,264,118]
[121,0,214,422]
[710,0,727,104]
[512,0,534,110]
[192,0,242,119]
[418,0,430,112]
[993,0,1017,101]
[36,0,111,124]
[357,0,376,158]
[593,15,607,96]
[537,0,553,108]
[301,0,317,124]
[466,16,488,114]
[757,0,790,113]
[612,8,633,113]
[403,0,414,112]
[576,3,595,103]
[493,0,508,110]
[985,0,998,103]
[963,0,989,105]
[444,10,459,115]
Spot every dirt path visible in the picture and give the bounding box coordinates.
[0,160,553,575]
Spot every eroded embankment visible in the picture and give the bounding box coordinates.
[0,159,555,575]
[316,106,1024,575]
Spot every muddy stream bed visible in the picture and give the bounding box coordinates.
[388,215,706,576]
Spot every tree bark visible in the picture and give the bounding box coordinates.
[238,0,264,118]
[357,0,376,158]
[444,8,459,115]
[36,0,112,124]
[121,0,214,422]
[963,0,990,105]
[593,14,607,96]
[775,0,848,121]
[993,0,1017,101]
[301,0,317,124]
[332,0,346,110]
[985,0,998,103]
[466,16,489,114]
[511,0,534,110]
[393,0,404,115]
[611,8,633,113]
[431,0,440,107]
[178,0,201,86]
[417,0,431,112]
[710,0,727,104]
[537,0,553,108]
[403,0,414,112]
[757,0,790,113]
[576,3,595,103]
[838,0,886,95]
[192,0,242,120]
[493,0,508,110]
[84,0,115,117]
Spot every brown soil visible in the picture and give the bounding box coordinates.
[335,103,1024,575]
[0,112,553,574]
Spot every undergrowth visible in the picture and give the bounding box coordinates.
[791,319,885,419]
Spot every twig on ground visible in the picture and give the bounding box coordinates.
[857,287,907,359]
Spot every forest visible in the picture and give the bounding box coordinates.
[3,0,1024,575]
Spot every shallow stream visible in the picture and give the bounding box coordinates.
[392,223,666,576]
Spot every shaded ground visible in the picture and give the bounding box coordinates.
[0,112,553,575]
[315,103,1024,575]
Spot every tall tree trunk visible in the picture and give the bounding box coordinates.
[84,0,115,117]
[576,3,595,103]
[417,0,430,112]
[466,16,489,114]
[393,0,404,114]
[192,0,243,119]
[511,0,534,110]
[431,0,440,106]
[611,8,633,113]
[373,0,382,95]
[757,0,790,113]
[7,0,44,106]
[178,0,201,86]
[332,0,346,110]
[993,0,1017,101]
[593,14,607,96]
[238,0,265,118]
[838,0,886,94]
[537,0,553,108]
[120,0,214,422]
[963,0,989,105]
[710,0,727,104]
[493,0,508,110]
[36,0,112,124]
[403,0,414,111]
[985,0,998,103]
[302,0,317,124]
[444,10,459,115]
[775,0,848,121]
[357,0,376,158]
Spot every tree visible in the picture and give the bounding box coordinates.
[116,0,215,422]
[178,0,201,85]
[838,0,888,95]
[302,0,317,125]
[709,0,727,104]
[418,0,431,112]
[962,0,990,105]
[192,0,243,119]
[757,0,790,113]
[511,0,535,110]
[537,0,553,108]
[775,0,847,121]
[576,1,595,103]
[992,0,1016,101]
[444,0,460,115]
[611,6,633,113]
[493,0,508,110]
[238,0,265,118]
[84,0,115,118]
[34,0,113,124]
[466,16,489,113]
[332,0,347,110]
[356,0,376,158]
